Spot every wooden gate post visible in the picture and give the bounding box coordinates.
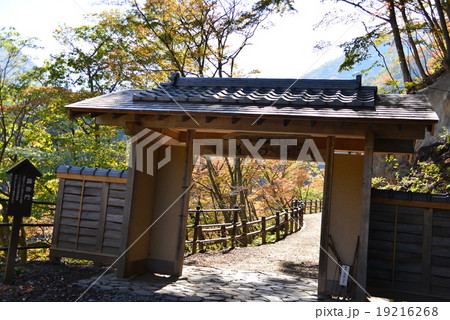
[318,136,335,295]
[356,132,374,301]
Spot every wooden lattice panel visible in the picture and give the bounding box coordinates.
[50,167,127,264]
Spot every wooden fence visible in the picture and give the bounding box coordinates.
[186,200,307,253]
[304,199,323,214]
[368,189,450,301]
[50,166,127,264]
[0,198,55,253]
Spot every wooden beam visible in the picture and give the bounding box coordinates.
[112,113,126,119]
[231,117,241,124]
[96,113,429,140]
[56,173,126,184]
[356,131,374,301]
[205,116,216,123]
[283,119,291,127]
[124,121,141,136]
[374,138,414,154]
[371,197,450,210]
[69,110,87,119]
[181,115,189,122]
[50,248,117,264]
[318,136,335,296]
[95,182,109,253]
[157,114,169,121]
[160,128,181,141]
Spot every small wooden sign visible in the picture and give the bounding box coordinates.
[6,159,41,218]
[3,159,41,284]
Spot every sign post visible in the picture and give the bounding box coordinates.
[3,159,41,284]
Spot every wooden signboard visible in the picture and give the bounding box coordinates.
[6,159,42,217]
[3,159,41,283]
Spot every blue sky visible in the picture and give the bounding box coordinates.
[0,0,368,78]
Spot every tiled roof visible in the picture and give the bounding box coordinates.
[133,74,377,108]
[55,165,127,178]
[64,75,439,123]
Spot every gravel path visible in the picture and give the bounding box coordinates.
[184,213,321,279]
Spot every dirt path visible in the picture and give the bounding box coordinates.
[184,213,322,279]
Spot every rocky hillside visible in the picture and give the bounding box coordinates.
[419,72,450,148]
[373,131,449,194]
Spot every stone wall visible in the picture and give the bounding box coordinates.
[419,72,450,147]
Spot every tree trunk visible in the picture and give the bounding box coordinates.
[417,0,446,54]
[387,0,413,84]
[235,157,247,221]
[398,0,429,78]
[435,0,450,69]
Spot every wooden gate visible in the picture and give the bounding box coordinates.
[367,189,450,301]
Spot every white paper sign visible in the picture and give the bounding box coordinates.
[339,264,351,286]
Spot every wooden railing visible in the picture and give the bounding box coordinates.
[0,196,323,257]
[186,200,313,253]
[304,199,323,214]
[0,198,55,252]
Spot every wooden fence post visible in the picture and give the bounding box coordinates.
[289,208,294,234]
[198,226,204,252]
[315,200,318,213]
[241,219,248,247]
[231,208,239,248]
[192,206,201,254]
[300,204,304,229]
[284,211,289,238]
[261,216,266,244]
[292,200,298,231]
[275,211,280,241]
[309,200,313,214]
[221,225,227,248]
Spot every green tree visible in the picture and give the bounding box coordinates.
[45,10,157,93]
[322,0,450,90]
[129,0,295,78]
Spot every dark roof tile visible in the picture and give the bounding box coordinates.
[55,166,127,178]
[64,75,438,123]
[133,76,377,108]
